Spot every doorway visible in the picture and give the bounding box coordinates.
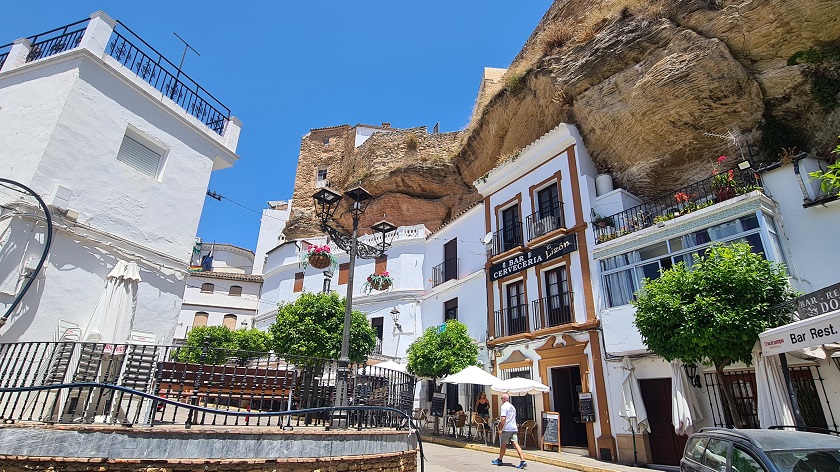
[639,378,687,466]
[551,366,587,447]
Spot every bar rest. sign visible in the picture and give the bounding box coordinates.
[541,411,559,450]
[579,392,595,422]
[430,392,446,418]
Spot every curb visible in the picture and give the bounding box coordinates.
[420,435,634,472]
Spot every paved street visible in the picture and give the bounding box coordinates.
[419,442,576,472]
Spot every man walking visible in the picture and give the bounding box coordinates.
[492,393,527,469]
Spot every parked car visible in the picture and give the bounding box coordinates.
[681,427,840,472]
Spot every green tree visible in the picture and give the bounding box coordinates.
[809,136,840,197]
[175,326,270,365]
[632,242,797,428]
[268,291,377,363]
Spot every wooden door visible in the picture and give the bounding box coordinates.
[639,378,688,466]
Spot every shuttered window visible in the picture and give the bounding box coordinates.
[375,255,387,274]
[117,135,163,178]
[293,272,304,292]
[338,263,349,285]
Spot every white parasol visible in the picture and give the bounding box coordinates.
[671,360,704,435]
[441,365,502,386]
[83,260,141,344]
[490,377,550,396]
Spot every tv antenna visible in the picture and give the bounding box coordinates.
[704,126,747,161]
[173,32,201,78]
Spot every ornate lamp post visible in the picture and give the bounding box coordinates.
[312,185,397,404]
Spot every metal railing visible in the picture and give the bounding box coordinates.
[594,168,763,244]
[490,223,523,257]
[107,21,230,136]
[432,257,459,286]
[524,203,564,241]
[0,341,415,430]
[0,43,12,70]
[24,19,89,63]
[530,292,574,330]
[493,304,529,338]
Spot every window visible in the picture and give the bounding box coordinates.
[444,298,458,321]
[600,214,769,308]
[732,447,766,472]
[684,437,708,463]
[323,137,330,145]
[534,184,562,235]
[505,281,527,335]
[117,134,164,178]
[501,205,522,252]
[317,168,328,181]
[372,317,384,354]
[223,314,237,329]
[443,238,457,282]
[293,272,304,293]
[200,283,214,293]
[338,263,349,285]
[228,285,242,296]
[375,255,388,274]
[544,266,571,326]
[702,439,730,471]
[193,312,208,327]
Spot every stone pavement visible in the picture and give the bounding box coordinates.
[420,434,661,472]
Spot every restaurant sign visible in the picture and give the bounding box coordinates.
[792,281,840,321]
[489,234,577,281]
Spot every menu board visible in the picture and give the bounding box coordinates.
[431,392,446,417]
[579,392,595,422]
[541,411,559,449]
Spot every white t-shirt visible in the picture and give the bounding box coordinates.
[500,401,518,432]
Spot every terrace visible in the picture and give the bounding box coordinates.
[0,12,232,138]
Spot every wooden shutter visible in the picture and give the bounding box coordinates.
[375,255,388,274]
[338,263,349,285]
[293,272,304,292]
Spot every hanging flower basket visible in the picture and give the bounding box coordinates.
[363,272,393,294]
[300,245,338,271]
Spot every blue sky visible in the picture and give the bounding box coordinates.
[4,1,551,251]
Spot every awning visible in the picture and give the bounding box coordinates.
[759,309,840,356]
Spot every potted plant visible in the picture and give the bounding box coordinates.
[300,244,338,271]
[592,213,614,228]
[363,271,393,294]
[711,156,737,202]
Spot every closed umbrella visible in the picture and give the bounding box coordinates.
[83,260,141,345]
[753,343,794,428]
[490,377,549,396]
[620,357,648,465]
[672,360,704,435]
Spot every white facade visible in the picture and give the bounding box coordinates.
[0,12,241,344]
[253,200,291,275]
[175,244,262,340]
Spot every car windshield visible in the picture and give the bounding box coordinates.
[766,448,840,472]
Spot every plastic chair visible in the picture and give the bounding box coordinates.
[519,419,537,448]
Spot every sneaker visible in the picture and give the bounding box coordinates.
[517,461,527,469]
[491,459,504,466]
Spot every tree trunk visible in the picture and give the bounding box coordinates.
[715,362,746,428]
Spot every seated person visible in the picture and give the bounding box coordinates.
[448,404,464,415]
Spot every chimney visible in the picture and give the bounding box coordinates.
[381,122,390,129]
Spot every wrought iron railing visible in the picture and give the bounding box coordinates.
[524,202,564,241]
[24,19,89,63]
[494,304,529,338]
[107,21,230,136]
[432,257,459,286]
[530,292,574,330]
[0,341,415,429]
[594,168,763,244]
[0,43,12,70]
[490,223,523,257]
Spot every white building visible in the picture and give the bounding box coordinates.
[175,243,262,341]
[0,12,241,345]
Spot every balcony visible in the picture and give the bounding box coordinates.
[524,202,564,241]
[432,257,459,287]
[493,304,529,338]
[490,223,523,257]
[593,167,763,244]
[530,293,574,330]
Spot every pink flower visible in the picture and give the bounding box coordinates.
[717,155,727,164]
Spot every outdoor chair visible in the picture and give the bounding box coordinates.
[448,412,468,437]
[519,419,538,448]
[473,414,491,445]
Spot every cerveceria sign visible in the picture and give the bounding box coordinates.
[489,234,577,281]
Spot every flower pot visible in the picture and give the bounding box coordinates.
[714,186,736,203]
[372,279,391,291]
[308,252,331,269]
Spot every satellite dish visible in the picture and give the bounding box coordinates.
[482,232,493,245]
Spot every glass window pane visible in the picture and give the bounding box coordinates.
[703,439,729,470]
[740,214,759,231]
[604,269,636,308]
[638,241,668,261]
[686,437,708,463]
[732,447,766,472]
[742,233,766,257]
[637,262,661,281]
[669,237,684,251]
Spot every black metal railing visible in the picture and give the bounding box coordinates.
[530,292,574,330]
[107,21,230,136]
[0,43,12,70]
[24,19,89,63]
[490,223,523,257]
[432,257,459,286]
[0,341,415,429]
[594,168,763,244]
[494,304,529,338]
[525,203,564,241]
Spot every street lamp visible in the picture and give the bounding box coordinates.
[312,184,397,404]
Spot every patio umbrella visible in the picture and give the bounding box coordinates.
[441,365,501,386]
[619,357,648,465]
[83,260,141,344]
[490,377,550,396]
[367,360,407,373]
[753,343,794,428]
[671,360,704,435]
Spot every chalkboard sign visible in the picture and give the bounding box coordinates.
[579,392,595,422]
[431,392,446,417]
[541,411,559,450]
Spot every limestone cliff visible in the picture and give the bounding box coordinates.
[286,0,840,239]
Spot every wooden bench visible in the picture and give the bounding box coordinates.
[154,361,296,412]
